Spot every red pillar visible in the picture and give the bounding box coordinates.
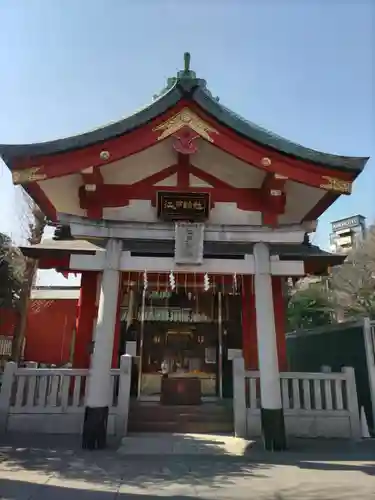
[272,276,288,371]
[73,272,98,369]
[241,276,258,370]
[111,278,123,368]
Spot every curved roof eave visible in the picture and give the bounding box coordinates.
[193,87,369,173]
[0,67,369,175]
[0,83,182,163]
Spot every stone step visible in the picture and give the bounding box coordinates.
[129,405,233,422]
[129,411,232,424]
[130,402,233,413]
[128,402,234,434]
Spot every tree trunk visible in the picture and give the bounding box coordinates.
[10,259,37,362]
[11,207,45,363]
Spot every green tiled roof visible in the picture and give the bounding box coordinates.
[0,53,369,173]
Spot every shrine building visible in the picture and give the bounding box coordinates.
[0,54,368,450]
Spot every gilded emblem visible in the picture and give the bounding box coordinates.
[261,157,272,167]
[320,176,352,194]
[153,108,218,142]
[12,167,47,185]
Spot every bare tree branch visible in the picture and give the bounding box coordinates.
[330,224,375,319]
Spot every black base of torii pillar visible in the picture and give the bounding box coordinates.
[82,407,109,450]
[253,242,287,452]
[261,408,287,451]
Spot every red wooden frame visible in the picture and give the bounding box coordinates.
[261,173,288,226]
[79,160,283,216]
[8,95,355,225]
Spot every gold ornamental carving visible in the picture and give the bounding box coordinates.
[320,176,352,194]
[261,157,272,167]
[12,167,47,185]
[153,107,218,142]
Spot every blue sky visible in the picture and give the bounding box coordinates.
[0,0,373,284]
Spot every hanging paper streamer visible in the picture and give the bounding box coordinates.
[143,270,148,290]
[203,273,210,292]
[169,270,176,290]
[233,273,238,293]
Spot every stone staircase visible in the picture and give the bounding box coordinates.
[127,400,234,434]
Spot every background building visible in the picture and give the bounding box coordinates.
[329,215,366,253]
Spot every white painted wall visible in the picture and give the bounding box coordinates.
[103,200,158,222]
[103,200,262,225]
[38,174,86,216]
[100,140,177,184]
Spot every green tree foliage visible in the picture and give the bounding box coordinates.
[287,281,334,331]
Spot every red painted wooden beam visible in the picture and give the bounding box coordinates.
[80,166,104,185]
[38,256,70,269]
[24,183,57,222]
[132,164,178,188]
[187,164,232,189]
[79,168,105,218]
[261,173,287,226]
[261,172,287,192]
[176,153,190,189]
[79,183,273,212]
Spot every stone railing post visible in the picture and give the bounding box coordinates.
[0,362,17,432]
[233,356,247,438]
[115,354,132,437]
[321,365,332,373]
[342,366,361,440]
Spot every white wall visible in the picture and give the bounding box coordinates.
[103,200,262,225]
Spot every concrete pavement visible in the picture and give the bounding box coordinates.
[0,433,374,499]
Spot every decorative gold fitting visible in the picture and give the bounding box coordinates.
[320,176,352,194]
[274,173,288,180]
[12,167,47,185]
[261,157,272,167]
[270,189,282,196]
[100,151,110,161]
[153,107,218,142]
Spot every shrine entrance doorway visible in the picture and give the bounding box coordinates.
[138,290,220,403]
[120,272,244,404]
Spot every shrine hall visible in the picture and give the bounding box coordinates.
[0,53,368,450]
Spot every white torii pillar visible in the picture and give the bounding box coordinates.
[253,242,286,451]
[82,238,122,450]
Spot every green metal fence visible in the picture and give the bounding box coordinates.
[286,320,374,433]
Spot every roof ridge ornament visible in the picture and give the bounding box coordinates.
[153,52,219,102]
[184,52,191,72]
[177,51,196,79]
